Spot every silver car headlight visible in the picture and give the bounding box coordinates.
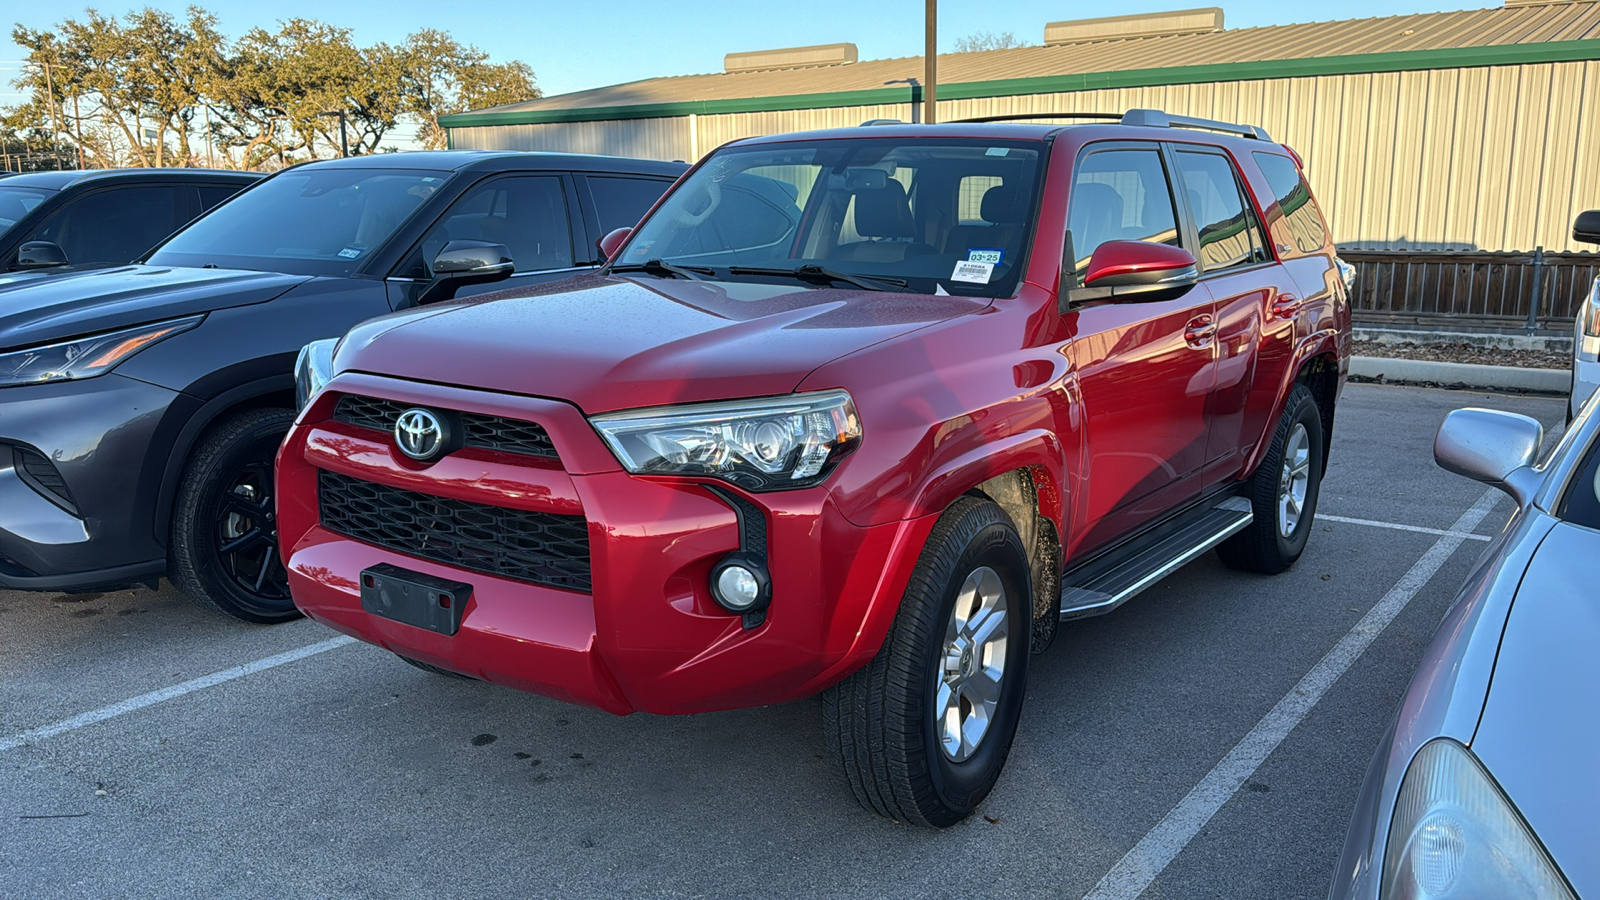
[1381,739,1574,899]
[294,338,338,413]
[589,390,861,491]
[0,316,202,388]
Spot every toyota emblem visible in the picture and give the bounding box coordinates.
[395,408,446,461]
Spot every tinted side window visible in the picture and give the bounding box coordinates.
[407,175,573,276]
[1067,148,1180,278]
[588,176,671,234]
[30,185,186,266]
[199,183,247,213]
[1253,152,1329,254]
[1174,151,1270,273]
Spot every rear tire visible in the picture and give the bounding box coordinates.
[821,497,1031,827]
[1218,384,1324,574]
[169,408,299,623]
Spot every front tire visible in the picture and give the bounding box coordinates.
[821,497,1031,827]
[169,408,299,623]
[1218,384,1325,574]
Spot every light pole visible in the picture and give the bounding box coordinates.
[319,110,349,158]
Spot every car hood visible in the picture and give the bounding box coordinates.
[336,273,989,414]
[1471,521,1600,893]
[0,264,309,349]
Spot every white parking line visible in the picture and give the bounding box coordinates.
[1319,513,1494,542]
[1081,488,1503,900]
[0,635,356,754]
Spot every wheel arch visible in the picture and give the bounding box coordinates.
[151,374,296,546]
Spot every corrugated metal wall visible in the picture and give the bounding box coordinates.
[449,61,1600,253]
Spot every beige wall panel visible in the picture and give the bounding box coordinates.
[1575,62,1600,229]
[1412,69,1458,250]
[1536,62,1584,250]
[1443,68,1490,249]
[1384,71,1428,248]
[1474,67,1520,251]
[1502,64,1552,251]
[447,119,692,161]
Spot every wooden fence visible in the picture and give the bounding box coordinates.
[1343,249,1600,331]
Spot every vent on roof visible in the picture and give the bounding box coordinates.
[1044,8,1225,45]
[724,43,858,73]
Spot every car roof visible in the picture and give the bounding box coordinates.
[0,168,262,191]
[289,150,688,178]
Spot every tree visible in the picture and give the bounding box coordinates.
[952,31,1029,53]
[3,7,541,169]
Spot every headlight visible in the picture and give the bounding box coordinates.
[0,316,202,388]
[1581,280,1600,340]
[294,338,338,412]
[1381,739,1574,899]
[590,390,861,491]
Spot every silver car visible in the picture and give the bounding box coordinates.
[1566,210,1600,420]
[1328,402,1597,898]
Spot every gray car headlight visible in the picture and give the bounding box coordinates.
[1381,739,1574,899]
[589,390,861,491]
[294,338,338,412]
[0,316,202,388]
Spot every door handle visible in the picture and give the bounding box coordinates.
[1184,315,1216,348]
[1272,293,1304,320]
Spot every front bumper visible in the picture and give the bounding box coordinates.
[280,373,932,715]
[0,374,182,590]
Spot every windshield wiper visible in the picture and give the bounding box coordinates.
[727,264,909,292]
[608,258,715,280]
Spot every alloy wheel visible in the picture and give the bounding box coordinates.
[214,460,289,602]
[936,566,1010,763]
[1277,423,1312,539]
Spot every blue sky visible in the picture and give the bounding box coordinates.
[4,0,1485,103]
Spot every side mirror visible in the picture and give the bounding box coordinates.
[1576,210,1600,246]
[1434,408,1543,505]
[418,239,513,304]
[596,227,631,262]
[16,240,68,270]
[1064,240,1199,308]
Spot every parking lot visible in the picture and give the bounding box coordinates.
[0,381,1564,899]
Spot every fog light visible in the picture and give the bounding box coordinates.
[710,554,771,614]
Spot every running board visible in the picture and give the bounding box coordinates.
[1059,496,1253,621]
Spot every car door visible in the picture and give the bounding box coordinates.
[1063,142,1218,555]
[579,174,678,254]
[1168,146,1301,485]
[386,173,590,307]
[22,183,193,268]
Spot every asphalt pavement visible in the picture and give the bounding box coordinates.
[0,382,1567,899]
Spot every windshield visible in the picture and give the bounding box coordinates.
[0,186,52,241]
[149,168,448,276]
[616,138,1046,297]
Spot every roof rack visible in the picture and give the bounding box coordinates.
[859,118,903,126]
[951,112,1125,124]
[1120,108,1272,141]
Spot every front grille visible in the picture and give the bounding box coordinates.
[318,470,591,592]
[13,446,77,514]
[332,395,558,459]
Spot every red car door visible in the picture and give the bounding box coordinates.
[1063,143,1218,558]
[1167,145,1297,485]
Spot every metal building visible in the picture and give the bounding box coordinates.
[442,2,1600,326]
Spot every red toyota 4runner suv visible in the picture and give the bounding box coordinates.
[280,110,1352,826]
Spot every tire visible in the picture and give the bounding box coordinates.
[169,408,300,623]
[397,654,474,680]
[821,497,1031,827]
[1218,384,1325,575]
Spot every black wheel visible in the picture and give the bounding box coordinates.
[169,408,299,623]
[396,654,475,679]
[1218,384,1325,574]
[821,497,1031,827]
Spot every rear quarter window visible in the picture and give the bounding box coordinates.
[1253,152,1330,254]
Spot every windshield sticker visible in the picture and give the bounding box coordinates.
[951,260,995,284]
[629,240,655,258]
[985,147,1010,157]
[337,247,363,259]
[934,283,951,296]
[967,249,1003,266]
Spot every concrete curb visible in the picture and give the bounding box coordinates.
[1350,356,1569,393]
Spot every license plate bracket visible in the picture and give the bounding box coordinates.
[360,563,473,636]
